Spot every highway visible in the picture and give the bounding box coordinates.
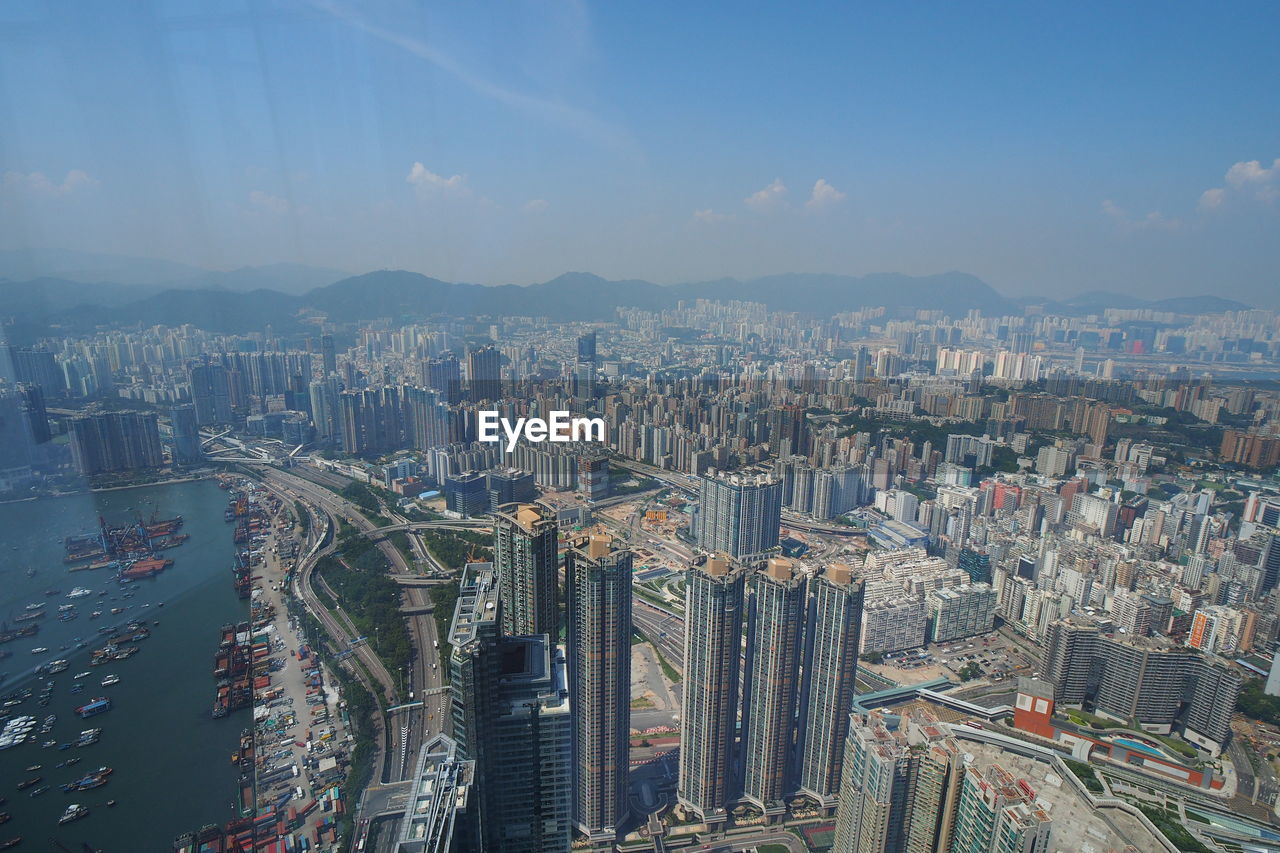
[254,466,449,790]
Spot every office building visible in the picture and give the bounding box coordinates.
[565,533,632,842]
[448,565,572,853]
[797,563,864,809]
[695,471,782,561]
[169,403,203,464]
[678,555,747,826]
[445,471,491,517]
[742,558,805,816]
[493,503,560,637]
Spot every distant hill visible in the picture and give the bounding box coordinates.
[1045,290,1251,316]
[0,249,1253,335]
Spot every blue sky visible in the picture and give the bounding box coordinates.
[1,1,1277,303]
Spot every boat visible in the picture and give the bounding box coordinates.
[75,698,111,719]
[29,648,46,655]
[0,837,20,849]
[67,588,93,599]
[74,672,90,680]
[0,624,39,644]
[45,660,68,674]
[57,605,75,613]
[15,778,40,791]
[13,612,42,623]
[22,765,38,773]
[89,611,101,620]
[100,675,120,687]
[27,787,47,797]
[23,603,44,612]
[58,804,88,824]
[106,799,116,807]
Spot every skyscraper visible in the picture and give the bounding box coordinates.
[68,410,164,475]
[189,362,232,425]
[565,533,632,842]
[950,764,1052,853]
[169,403,203,465]
[493,503,560,638]
[695,471,783,561]
[798,563,864,809]
[832,712,916,852]
[678,554,746,827]
[741,557,805,816]
[449,565,572,853]
[320,333,337,376]
[468,345,502,402]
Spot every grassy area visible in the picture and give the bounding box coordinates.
[314,553,412,691]
[294,500,310,535]
[428,579,460,677]
[388,530,415,565]
[420,528,493,570]
[1063,758,1104,793]
[1153,733,1199,760]
[653,643,681,684]
[757,846,789,853]
[1137,805,1212,853]
[633,584,673,610]
[1064,709,1124,729]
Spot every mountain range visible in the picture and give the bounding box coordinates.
[0,250,1252,339]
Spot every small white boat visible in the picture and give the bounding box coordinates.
[30,647,48,655]
[100,675,120,687]
[73,672,91,680]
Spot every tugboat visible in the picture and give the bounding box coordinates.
[58,803,89,824]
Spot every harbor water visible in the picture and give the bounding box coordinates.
[0,478,248,851]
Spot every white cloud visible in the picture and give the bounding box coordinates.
[2,168,98,195]
[1201,157,1280,211]
[692,208,733,224]
[1101,199,1180,232]
[406,162,469,194]
[805,178,846,210]
[523,198,549,213]
[248,190,290,214]
[1197,187,1226,211]
[744,178,787,212]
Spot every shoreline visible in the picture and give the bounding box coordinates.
[0,473,214,504]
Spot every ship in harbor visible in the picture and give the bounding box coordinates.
[75,697,111,719]
[58,803,89,824]
[64,511,185,565]
[0,623,38,645]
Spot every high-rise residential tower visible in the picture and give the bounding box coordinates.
[741,557,805,817]
[494,503,560,638]
[797,562,865,809]
[565,533,632,843]
[678,554,747,827]
[467,344,502,402]
[695,471,783,561]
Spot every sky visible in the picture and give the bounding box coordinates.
[0,1,1277,304]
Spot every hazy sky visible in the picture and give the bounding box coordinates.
[1,1,1277,303]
